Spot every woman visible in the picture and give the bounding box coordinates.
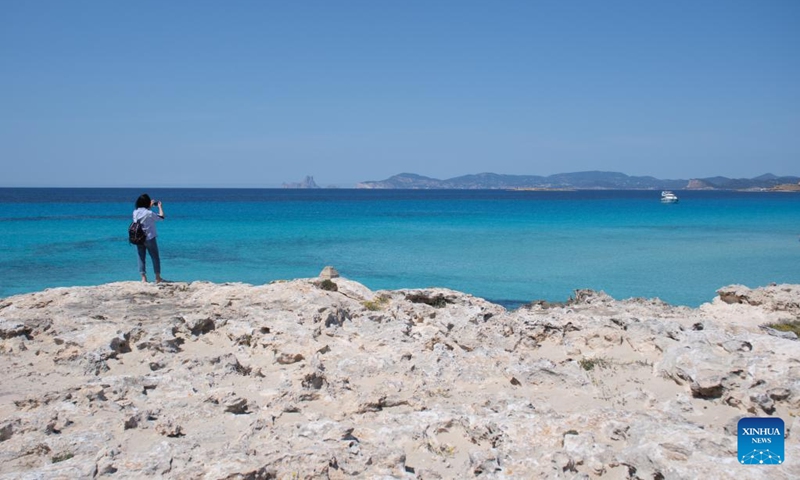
[133,193,165,283]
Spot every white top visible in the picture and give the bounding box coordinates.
[132,208,162,240]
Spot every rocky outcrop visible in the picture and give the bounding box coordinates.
[686,179,715,190]
[770,183,800,192]
[0,280,798,478]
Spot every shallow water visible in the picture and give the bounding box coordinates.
[1,188,798,307]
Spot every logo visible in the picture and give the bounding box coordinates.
[738,417,784,465]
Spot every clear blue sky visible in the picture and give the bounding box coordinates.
[1,1,798,187]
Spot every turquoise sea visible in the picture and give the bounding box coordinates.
[1,188,798,307]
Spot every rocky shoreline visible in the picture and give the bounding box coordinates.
[0,277,798,479]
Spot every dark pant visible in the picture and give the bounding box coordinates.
[136,237,161,276]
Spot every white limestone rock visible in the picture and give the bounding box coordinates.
[0,280,798,478]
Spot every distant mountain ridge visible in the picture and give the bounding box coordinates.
[357,171,800,190]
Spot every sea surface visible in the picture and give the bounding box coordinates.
[1,188,798,308]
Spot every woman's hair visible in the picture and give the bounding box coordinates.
[135,194,152,209]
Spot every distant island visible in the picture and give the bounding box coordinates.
[282,176,320,189]
[357,171,800,191]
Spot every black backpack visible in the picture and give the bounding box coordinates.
[128,220,146,245]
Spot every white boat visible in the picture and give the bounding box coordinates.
[661,191,679,203]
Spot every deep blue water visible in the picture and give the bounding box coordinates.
[1,188,798,307]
